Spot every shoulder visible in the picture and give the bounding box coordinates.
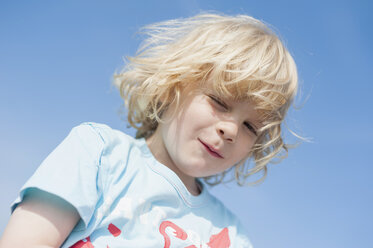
[53,122,138,174]
[205,192,239,223]
[73,122,145,175]
[204,191,253,247]
[72,122,129,143]
[70,122,135,152]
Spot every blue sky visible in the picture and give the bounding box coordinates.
[0,1,372,247]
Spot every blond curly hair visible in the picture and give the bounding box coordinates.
[114,13,298,185]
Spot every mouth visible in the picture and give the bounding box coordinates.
[198,139,224,159]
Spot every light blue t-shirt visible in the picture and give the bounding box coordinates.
[12,122,252,248]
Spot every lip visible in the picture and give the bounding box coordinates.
[198,139,224,159]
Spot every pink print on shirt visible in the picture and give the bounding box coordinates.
[159,220,188,248]
[108,223,121,237]
[71,221,230,248]
[207,227,230,248]
[159,220,231,248]
[70,236,94,248]
[70,223,121,248]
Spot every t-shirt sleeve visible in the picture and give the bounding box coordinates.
[11,123,105,228]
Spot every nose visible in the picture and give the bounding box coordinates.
[216,121,239,143]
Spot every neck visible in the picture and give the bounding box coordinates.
[145,132,201,196]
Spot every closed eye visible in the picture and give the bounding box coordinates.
[208,94,258,136]
[244,121,257,136]
[208,95,228,110]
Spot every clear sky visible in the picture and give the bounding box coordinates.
[0,1,372,247]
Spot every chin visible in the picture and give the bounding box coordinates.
[178,159,219,178]
[183,167,215,179]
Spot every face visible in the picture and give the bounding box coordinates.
[146,86,262,189]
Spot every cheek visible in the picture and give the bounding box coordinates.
[180,104,215,131]
[161,109,198,150]
[234,136,256,160]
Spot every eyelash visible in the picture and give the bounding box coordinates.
[209,95,228,110]
[244,122,257,136]
[208,95,257,136]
